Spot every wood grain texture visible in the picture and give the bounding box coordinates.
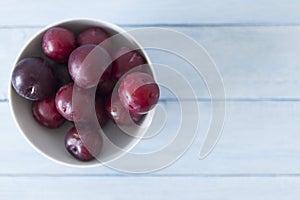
[1,0,300,26]
[2,26,300,100]
[2,100,300,175]
[1,176,300,200]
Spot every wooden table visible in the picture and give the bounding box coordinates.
[1,0,300,199]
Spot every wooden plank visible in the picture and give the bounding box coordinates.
[2,0,300,25]
[3,26,300,100]
[1,176,300,200]
[2,100,300,174]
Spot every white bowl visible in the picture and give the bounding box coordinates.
[8,18,154,167]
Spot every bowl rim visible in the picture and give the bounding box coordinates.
[8,17,156,168]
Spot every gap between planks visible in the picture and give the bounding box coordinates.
[2,173,300,178]
[2,23,300,29]
[3,98,300,104]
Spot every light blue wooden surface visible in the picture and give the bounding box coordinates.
[1,0,300,199]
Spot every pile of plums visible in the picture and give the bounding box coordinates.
[11,26,160,161]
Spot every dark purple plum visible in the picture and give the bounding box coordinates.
[32,96,65,128]
[77,27,112,54]
[105,94,143,125]
[111,47,146,81]
[42,27,76,62]
[65,126,102,161]
[12,57,56,101]
[55,83,94,122]
[118,72,159,114]
[68,44,112,89]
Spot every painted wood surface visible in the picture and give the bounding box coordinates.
[1,0,300,199]
[1,0,300,26]
[2,176,300,200]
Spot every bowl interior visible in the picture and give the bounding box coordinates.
[9,19,154,167]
